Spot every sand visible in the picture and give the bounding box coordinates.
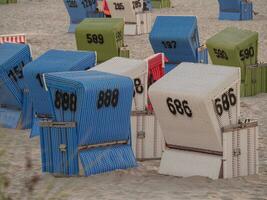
[0,0,267,199]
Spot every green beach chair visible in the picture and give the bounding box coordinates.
[0,0,8,4]
[75,18,129,63]
[207,27,259,96]
[0,0,17,4]
[151,0,171,8]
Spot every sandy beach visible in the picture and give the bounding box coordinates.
[0,0,267,199]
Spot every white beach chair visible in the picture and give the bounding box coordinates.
[149,62,258,179]
[107,0,152,35]
[89,57,164,160]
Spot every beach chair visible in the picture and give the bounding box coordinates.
[0,0,17,4]
[146,53,165,111]
[149,16,208,73]
[107,0,152,35]
[151,0,170,8]
[90,56,165,160]
[149,62,258,179]
[218,0,253,20]
[39,70,136,176]
[0,43,32,129]
[206,27,261,97]
[75,18,129,63]
[23,50,96,137]
[0,34,26,44]
[63,0,104,33]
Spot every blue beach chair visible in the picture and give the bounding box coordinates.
[39,70,136,176]
[63,0,104,33]
[218,0,253,21]
[149,16,208,73]
[0,43,32,129]
[23,50,96,137]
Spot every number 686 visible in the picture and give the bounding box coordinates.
[214,88,237,116]
[166,97,193,118]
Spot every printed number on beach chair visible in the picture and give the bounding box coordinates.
[108,0,143,19]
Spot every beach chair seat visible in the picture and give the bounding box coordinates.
[107,0,152,35]
[75,18,129,63]
[149,62,252,179]
[218,0,253,21]
[206,27,259,96]
[39,70,136,176]
[149,16,208,73]
[63,0,104,33]
[23,50,96,137]
[0,43,32,129]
